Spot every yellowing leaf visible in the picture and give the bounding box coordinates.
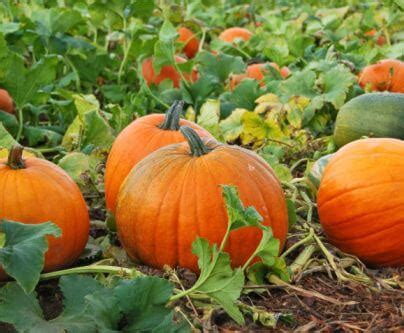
[197,99,223,140]
[220,108,247,142]
[255,93,280,104]
[241,112,269,145]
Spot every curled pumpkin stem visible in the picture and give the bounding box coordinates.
[7,144,25,170]
[159,100,185,131]
[180,126,212,157]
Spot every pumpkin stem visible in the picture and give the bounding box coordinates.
[7,144,25,169]
[180,126,212,157]
[159,100,185,131]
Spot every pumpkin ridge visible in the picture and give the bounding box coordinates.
[322,201,404,228]
[32,166,84,263]
[326,218,403,243]
[175,158,197,268]
[318,180,404,208]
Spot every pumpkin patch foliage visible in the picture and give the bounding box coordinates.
[0,0,403,331]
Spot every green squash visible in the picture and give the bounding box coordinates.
[334,93,404,147]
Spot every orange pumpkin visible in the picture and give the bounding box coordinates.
[317,138,404,267]
[115,126,288,272]
[0,145,90,276]
[141,56,198,88]
[358,59,404,93]
[364,29,386,46]
[230,63,290,89]
[177,27,199,58]
[219,27,253,43]
[0,89,14,114]
[105,101,213,213]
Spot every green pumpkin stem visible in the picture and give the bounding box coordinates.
[180,126,212,157]
[159,100,185,131]
[7,144,25,170]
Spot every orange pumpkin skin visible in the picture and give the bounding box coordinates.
[317,138,404,267]
[141,56,198,88]
[230,63,290,90]
[219,27,253,43]
[104,102,213,213]
[0,147,90,278]
[358,59,404,93]
[115,127,288,272]
[0,89,14,114]
[177,27,199,58]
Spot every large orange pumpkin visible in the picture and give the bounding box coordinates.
[0,145,90,276]
[115,126,288,272]
[219,27,253,43]
[358,59,404,93]
[177,27,199,59]
[141,56,198,88]
[0,89,14,114]
[317,138,404,267]
[230,63,290,89]
[105,101,213,213]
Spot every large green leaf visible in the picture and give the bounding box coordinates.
[0,275,185,333]
[0,220,61,293]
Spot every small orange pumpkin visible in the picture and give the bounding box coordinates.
[115,126,288,272]
[358,59,404,93]
[230,63,290,89]
[0,145,90,276]
[177,27,199,59]
[219,27,253,43]
[104,101,213,213]
[0,89,14,114]
[141,56,198,88]
[317,138,404,267]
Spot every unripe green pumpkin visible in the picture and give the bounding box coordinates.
[334,93,404,147]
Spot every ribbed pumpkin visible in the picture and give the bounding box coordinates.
[219,27,253,43]
[177,27,199,59]
[105,101,213,213]
[317,138,404,267]
[0,89,14,114]
[0,145,90,277]
[115,126,288,272]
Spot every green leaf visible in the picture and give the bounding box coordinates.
[32,8,84,35]
[0,220,61,293]
[114,277,178,332]
[24,126,63,147]
[0,274,184,333]
[58,152,91,186]
[0,122,17,149]
[221,185,262,231]
[197,51,245,83]
[197,99,223,140]
[0,283,55,332]
[0,111,18,136]
[159,20,178,44]
[62,95,115,150]
[224,79,261,111]
[191,238,245,325]
[280,70,317,100]
[1,55,58,108]
[320,65,356,109]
